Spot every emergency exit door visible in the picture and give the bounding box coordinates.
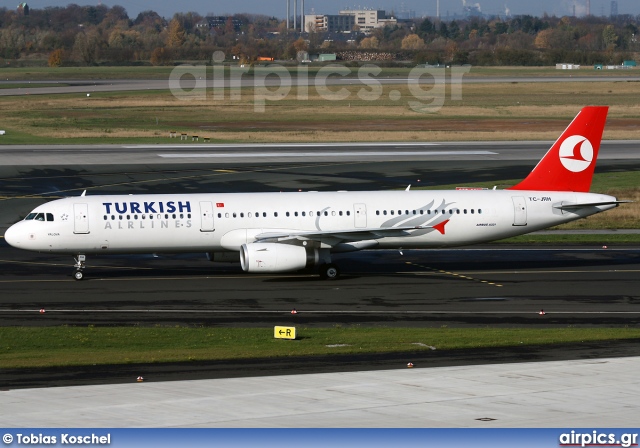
[511,196,527,226]
[354,203,367,228]
[73,203,90,234]
[200,201,215,232]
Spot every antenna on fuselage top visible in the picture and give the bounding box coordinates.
[405,185,411,191]
[81,190,87,196]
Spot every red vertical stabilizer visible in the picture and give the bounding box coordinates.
[508,106,608,192]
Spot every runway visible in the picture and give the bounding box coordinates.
[1,75,639,97]
[0,142,639,426]
[1,140,640,165]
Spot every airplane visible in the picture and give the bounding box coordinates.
[3,106,627,280]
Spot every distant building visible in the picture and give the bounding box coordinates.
[16,2,29,15]
[304,9,396,34]
[556,63,580,69]
[304,14,355,33]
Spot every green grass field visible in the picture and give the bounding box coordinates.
[2,326,640,369]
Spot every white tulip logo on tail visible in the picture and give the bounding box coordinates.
[559,135,593,172]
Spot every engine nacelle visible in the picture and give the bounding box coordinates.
[240,243,318,273]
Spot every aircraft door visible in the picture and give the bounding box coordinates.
[200,201,215,232]
[511,196,527,226]
[354,203,367,228]
[73,203,90,234]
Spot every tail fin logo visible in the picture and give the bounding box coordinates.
[559,135,593,172]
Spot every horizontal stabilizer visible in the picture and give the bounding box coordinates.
[554,200,632,210]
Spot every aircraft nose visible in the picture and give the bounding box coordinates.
[4,223,22,248]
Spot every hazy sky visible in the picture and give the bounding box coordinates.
[2,0,639,21]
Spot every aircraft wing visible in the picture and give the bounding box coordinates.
[255,220,449,243]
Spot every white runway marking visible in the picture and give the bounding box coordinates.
[2,309,640,314]
[157,151,497,158]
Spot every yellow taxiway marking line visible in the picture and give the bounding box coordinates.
[406,261,503,287]
[400,269,640,275]
[461,269,640,274]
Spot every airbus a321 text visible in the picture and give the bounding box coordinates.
[4,106,627,280]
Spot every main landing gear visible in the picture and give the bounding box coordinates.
[319,263,340,280]
[314,248,340,280]
[73,255,86,281]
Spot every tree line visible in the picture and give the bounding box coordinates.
[0,4,638,66]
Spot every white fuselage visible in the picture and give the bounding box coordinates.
[4,189,617,257]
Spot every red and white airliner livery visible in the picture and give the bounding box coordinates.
[4,106,626,280]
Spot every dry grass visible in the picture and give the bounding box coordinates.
[557,188,640,230]
[1,80,640,142]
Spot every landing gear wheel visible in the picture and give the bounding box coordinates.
[73,255,86,281]
[320,263,340,280]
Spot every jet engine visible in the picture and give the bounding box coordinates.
[240,243,319,273]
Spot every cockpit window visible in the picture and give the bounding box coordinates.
[25,212,49,221]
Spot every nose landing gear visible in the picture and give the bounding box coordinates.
[73,255,86,281]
